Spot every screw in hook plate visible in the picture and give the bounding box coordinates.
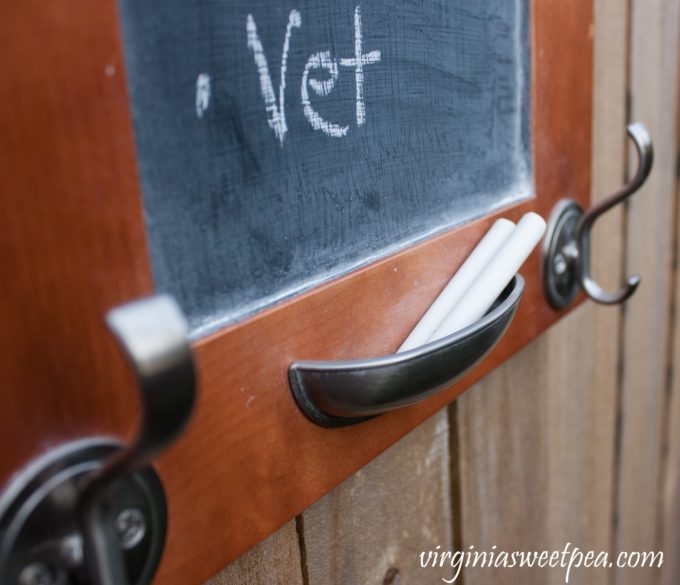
[553,253,568,277]
[542,200,583,309]
[18,563,58,585]
[116,508,147,550]
[0,295,193,585]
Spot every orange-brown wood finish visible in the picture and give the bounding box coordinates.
[0,3,154,483]
[0,1,593,584]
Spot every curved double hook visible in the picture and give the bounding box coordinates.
[577,122,654,304]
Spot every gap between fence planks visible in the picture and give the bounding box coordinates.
[299,411,453,585]
[206,411,453,585]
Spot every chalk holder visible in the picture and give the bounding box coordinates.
[289,275,524,427]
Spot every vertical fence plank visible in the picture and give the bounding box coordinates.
[204,521,304,585]
[300,410,453,585]
[454,2,628,584]
[615,1,680,584]
[660,45,680,585]
[455,342,549,584]
[542,0,628,565]
[663,294,680,584]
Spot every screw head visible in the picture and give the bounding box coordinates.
[18,563,56,585]
[116,508,147,550]
[553,253,568,276]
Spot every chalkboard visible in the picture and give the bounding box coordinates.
[118,0,532,337]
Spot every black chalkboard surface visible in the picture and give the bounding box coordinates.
[118,0,531,336]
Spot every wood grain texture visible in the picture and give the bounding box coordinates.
[0,1,152,486]
[615,1,680,583]
[659,29,680,585]
[455,342,548,584]
[662,244,680,585]
[300,410,453,585]
[455,312,621,585]
[203,521,303,585]
[454,2,625,583]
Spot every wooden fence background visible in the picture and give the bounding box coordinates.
[205,2,680,583]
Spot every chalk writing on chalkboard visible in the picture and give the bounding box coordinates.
[118,0,532,336]
[238,6,382,142]
[195,74,211,118]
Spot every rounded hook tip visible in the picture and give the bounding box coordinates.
[616,275,641,304]
[628,274,642,288]
[608,275,641,305]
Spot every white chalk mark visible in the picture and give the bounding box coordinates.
[246,10,301,145]
[195,73,211,118]
[301,51,348,138]
[339,5,381,126]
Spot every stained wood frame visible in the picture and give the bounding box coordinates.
[0,1,593,583]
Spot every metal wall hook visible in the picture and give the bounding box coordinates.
[102,295,196,470]
[543,122,654,309]
[79,295,196,585]
[0,294,196,585]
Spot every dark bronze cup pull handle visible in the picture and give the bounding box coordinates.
[289,275,524,427]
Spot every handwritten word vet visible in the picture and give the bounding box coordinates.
[246,5,381,145]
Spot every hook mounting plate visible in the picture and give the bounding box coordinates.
[543,199,583,309]
[0,440,167,585]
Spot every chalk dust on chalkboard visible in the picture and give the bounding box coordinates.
[117,0,532,338]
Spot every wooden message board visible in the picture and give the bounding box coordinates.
[0,0,595,583]
[118,0,531,335]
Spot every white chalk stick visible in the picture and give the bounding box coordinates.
[428,212,547,341]
[398,218,516,352]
